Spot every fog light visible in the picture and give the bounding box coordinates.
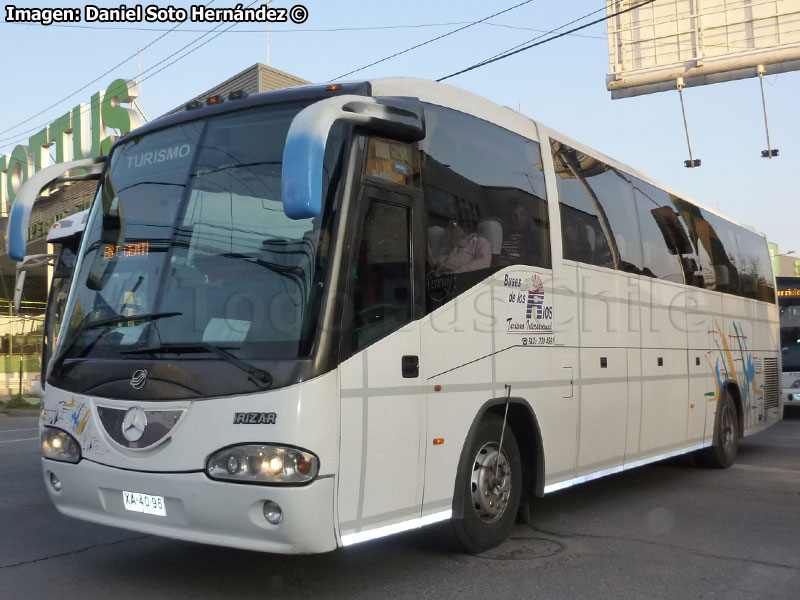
[263,500,283,525]
[49,472,62,492]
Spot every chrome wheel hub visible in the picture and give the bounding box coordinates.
[721,403,735,452]
[470,442,511,523]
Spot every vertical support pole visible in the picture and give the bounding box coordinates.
[677,78,700,168]
[266,0,271,66]
[758,65,778,158]
[495,384,512,480]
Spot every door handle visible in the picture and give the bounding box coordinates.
[562,366,574,398]
[402,355,419,378]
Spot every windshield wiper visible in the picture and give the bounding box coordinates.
[53,312,184,369]
[122,342,272,389]
[80,311,183,331]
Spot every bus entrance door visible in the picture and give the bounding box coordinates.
[337,184,426,544]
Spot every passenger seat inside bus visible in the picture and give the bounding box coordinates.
[428,226,450,266]
[477,219,503,267]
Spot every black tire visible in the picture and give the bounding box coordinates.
[444,413,522,553]
[698,392,739,468]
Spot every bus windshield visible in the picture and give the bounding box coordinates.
[780,297,800,372]
[53,102,342,365]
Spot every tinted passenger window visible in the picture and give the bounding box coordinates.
[701,212,742,297]
[551,140,642,273]
[736,230,776,302]
[671,198,716,290]
[673,202,774,302]
[631,178,687,283]
[421,105,550,313]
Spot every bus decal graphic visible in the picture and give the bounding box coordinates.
[426,272,454,302]
[42,393,109,458]
[733,321,763,425]
[125,144,192,169]
[76,408,92,436]
[504,273,553,339]
[707,321,764,427]
[70,402,87,433]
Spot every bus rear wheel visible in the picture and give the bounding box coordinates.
[446,413,522,553]
[698,392,739,468]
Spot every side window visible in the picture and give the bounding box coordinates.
[352,199,413,352]
[677,202,776,302]
[736,230,776,303]
[551,140,642,273]
[631,178,687,283]
[421,104,550,313]
[703,212,742,297]
[756,237,777,303]
[672,198,716,290]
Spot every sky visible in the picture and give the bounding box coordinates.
[1,0,798,253]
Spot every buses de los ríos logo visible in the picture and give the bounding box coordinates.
[503,273,553,335]
[525,275,545,320]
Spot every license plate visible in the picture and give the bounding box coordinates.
[122,490,167,517]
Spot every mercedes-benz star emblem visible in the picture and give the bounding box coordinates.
[121,407,147,443]
[130,369,148,390]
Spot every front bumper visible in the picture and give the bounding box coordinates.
[784,391,800,406]
[43,458,338,554]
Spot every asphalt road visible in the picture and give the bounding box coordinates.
[1,411,798,600]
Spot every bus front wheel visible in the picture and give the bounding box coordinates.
[446,413,522,553]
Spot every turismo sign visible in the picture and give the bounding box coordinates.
[0,78,140,213]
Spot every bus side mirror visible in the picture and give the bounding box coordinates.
[6,156,105,262]
[282,95,425,219]
[13,253,56,313]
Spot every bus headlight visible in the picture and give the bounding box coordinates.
[41,428,81,463]
[206,445,319,484]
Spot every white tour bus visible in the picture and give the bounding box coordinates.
[777,277,800,415]
[6,78,780,554]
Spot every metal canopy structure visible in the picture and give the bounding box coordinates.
[607,0,800,98]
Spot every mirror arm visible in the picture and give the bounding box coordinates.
[12,253,58,314]
[6,156,105,261]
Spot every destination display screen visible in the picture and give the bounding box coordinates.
[103,241,150,260]
[778,288,800,297]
